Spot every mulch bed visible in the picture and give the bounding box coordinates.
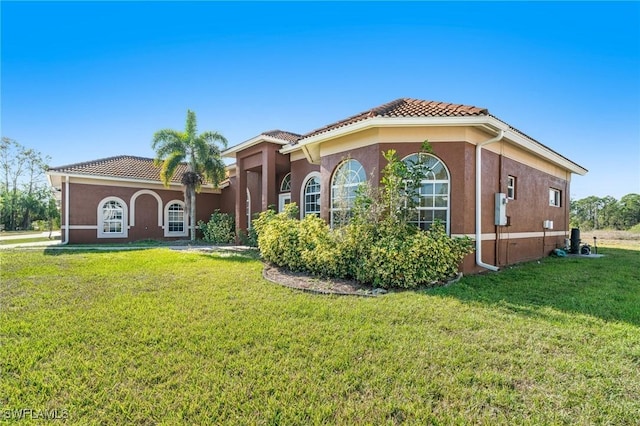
[263,264,465,296]
[262,264,386,297]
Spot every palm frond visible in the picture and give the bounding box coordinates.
[158,152,184,187]
[201,131,228,150]
[152,130,186,165]
[152,110,227,192]
[185,110,197,139]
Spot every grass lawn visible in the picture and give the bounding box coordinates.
[1,245,639,424]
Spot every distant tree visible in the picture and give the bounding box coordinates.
[0,137,56,231]
[599,195,620,229]
[570,193,640,230]
[619,193,640,228]
[152,110,228,240]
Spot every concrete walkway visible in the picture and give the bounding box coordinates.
[0,232,63,249]
[0,231,61,241]
[0,237,255,253]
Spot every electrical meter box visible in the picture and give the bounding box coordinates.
[495,193,508,226]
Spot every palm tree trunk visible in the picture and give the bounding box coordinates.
[190,187,196,241]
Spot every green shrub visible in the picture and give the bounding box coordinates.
[198,210,235,244]
[350,222,473,289]
[254,206,473,288]
[254,204,305,271]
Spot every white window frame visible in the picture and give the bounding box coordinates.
[300,172,321,218]
[164,200,188,237]
[549,188,561,207]
[507,175,516,200]
[97,196,128,239]
[280,173,291,193]
[278,193,291,213]
[330,159,366,227]
[402,153,451,234]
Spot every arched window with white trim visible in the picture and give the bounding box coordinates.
[280,173,291,193]
[278,173,292,212]
[97,197,128,238]
[402,153,450,233]
[164,200,187,237]
[331,159,366,227]
[301,172,321,218]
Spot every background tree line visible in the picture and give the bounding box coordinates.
[0,137,59,232]
[570,194,640,231]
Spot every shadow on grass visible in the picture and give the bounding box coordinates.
[427,247,640,327]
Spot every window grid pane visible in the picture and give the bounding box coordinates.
[168,204,184,232]
[280,173,291,192]
[403,154,450,233]
[331,160,365,226]
[102,201,124,234]
[304,176,321,217]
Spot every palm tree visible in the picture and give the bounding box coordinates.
[152,110,228,241]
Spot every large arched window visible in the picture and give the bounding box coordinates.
[301,172,321,218]
[164,200,187,237]
[331,159,366,227]
[97,197,128,238]
[403,153,450,233]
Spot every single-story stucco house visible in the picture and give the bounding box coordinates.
[47,98,587,273]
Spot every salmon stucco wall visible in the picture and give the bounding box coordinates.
[63,182,220,244]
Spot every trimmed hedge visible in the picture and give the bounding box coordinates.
[198,210,235,244]
[254,204,474,289]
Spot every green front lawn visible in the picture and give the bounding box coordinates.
[1,246,638,424]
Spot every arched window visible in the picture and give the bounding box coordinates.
[97,197,128,238]
[402,153,450,233]
[164,201,187,237]
[278,173,292,212]
[301,172,321,217]
[280,173,291,192]
[331,159,366,227]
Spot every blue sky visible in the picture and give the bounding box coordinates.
[2,1,639,200]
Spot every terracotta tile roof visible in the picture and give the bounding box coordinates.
[47,155,188,184]
[262,129,302,143]
[301,98,489,140]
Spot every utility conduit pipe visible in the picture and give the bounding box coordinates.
[475,129,504,271]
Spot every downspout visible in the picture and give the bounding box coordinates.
[62,175,69,245]
[475,129,504,271]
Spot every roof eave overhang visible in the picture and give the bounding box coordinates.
[222,135,291,158]
[280,116,588,176]
[501,127,588,176]
[45,171,223,191]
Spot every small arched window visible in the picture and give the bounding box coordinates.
[302,172,321,217]
[402,153,450,233]
[280,173,291,193]
[97,197,128,238]
[164,201,187,237]
[331,159,366,227]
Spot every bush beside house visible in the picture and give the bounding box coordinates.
[254,149,474,289]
